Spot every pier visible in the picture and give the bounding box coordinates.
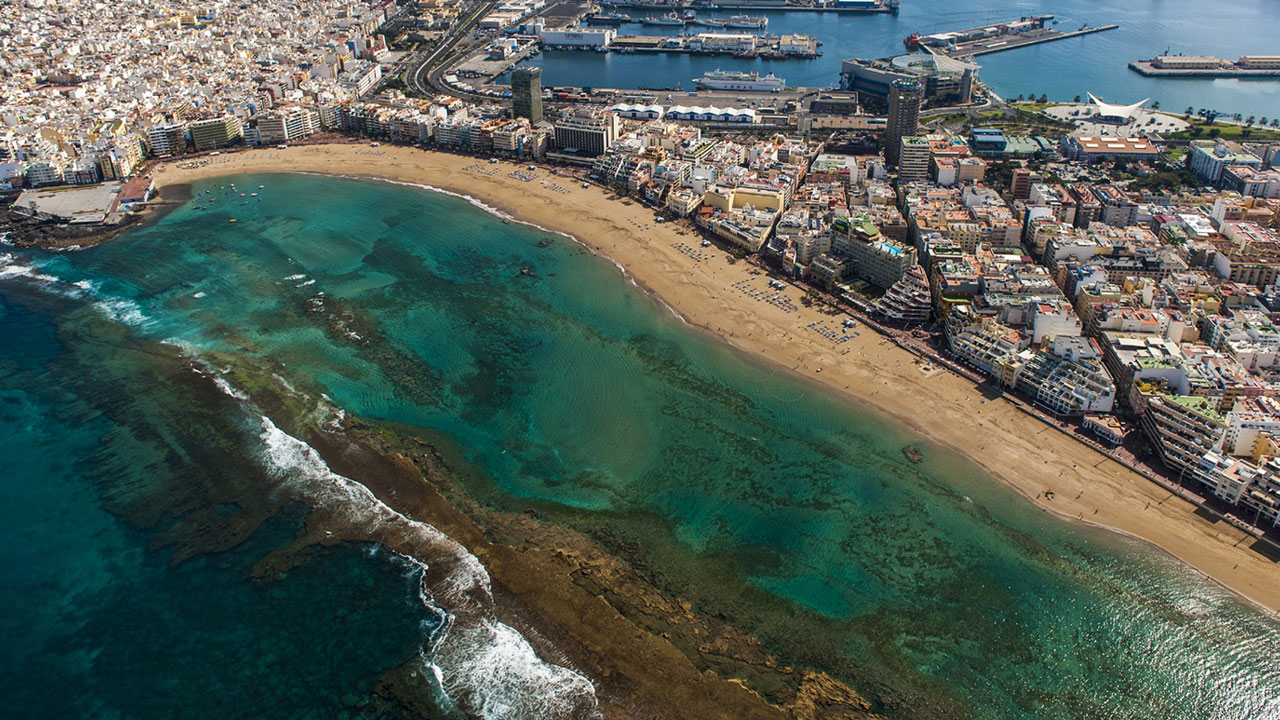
[944,24,1119,59]
[597,0,897,13]
[546,32,822,58]
[1129,55,1280,78]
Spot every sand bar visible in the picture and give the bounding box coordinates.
[152,142,1280,613]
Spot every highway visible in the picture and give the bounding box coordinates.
[406,0,499,98]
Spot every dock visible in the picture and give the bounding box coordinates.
[548,32,822,58]
[944,24,1118,59]
[597,0,897,13]
[1129,55,1280,78]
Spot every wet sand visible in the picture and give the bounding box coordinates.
[152,143,1280,618]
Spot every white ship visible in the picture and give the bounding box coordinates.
[692,69,786,92]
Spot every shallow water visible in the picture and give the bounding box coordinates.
[3,173,1279,718]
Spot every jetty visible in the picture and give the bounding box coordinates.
[943,23,1119,59]
[597,0,897,13]
[1129,55,1280,78]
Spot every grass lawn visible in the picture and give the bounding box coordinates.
[1165,118,1280,142]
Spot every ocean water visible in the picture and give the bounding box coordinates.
[504,0,1280,120]
[2,173,1279,719]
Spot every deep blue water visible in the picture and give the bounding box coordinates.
[3,173,1280,718]
[507,0,1280,119]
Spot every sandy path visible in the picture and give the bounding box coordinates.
[153,142,1280,613]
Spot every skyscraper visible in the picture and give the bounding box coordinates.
[884,78,921,167]
[511,67,543,123]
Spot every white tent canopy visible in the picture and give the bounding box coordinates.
[1086,93,1150,121]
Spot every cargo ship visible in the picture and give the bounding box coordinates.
[585,12,632,24]
[642,12,686,26]
[723,14,767,29]
[692,69,785,92]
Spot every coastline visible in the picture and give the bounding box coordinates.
[148,142,1280,614]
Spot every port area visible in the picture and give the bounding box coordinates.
[591,33,821,58]
[941,23,1118,59]
[1129,56,1280,78]
[597,1,897,13]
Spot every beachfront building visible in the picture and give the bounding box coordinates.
[946,308,1114,414]
[147,123,190,158]
[257,107,322,145]
[829,214,917,289]
[554,108,621,157]
[189,116,244,151]
[875,265,932,325]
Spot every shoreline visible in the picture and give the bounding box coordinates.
[147,142,1280,614]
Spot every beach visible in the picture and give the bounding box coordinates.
[150,141,1280,617]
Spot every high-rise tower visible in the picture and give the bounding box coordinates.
[884,78,922,167]
[511,67,543,123]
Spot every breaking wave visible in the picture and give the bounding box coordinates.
[205,373,599,720]
[0,253,154,329]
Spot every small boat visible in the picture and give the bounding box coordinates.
[251,193,258,196]
[537,238,554,247]
[258,185,264,189]
[229,218,237,223]
[642,12,686,26]
[723,14,767,28]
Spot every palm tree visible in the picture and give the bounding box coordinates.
[1073,95,1082,103]
[1151,101,1160,110]
[1261,117,1269,126]
[1184,106,1193,117]
[1246,115,1255,126]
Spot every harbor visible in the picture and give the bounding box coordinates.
[597,0,899,13]
[1129,55,1280,78]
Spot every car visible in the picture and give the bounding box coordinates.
[277,144,288,149]
[370,142,381,147]
[527,165,536,170]
[490,158,499,163]
[582,182,590,188]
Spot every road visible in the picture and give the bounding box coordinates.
[406,0,499,99]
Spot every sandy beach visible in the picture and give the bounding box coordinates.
[151,142,1280,614]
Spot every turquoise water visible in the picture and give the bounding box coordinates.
[3,173,1280,718]
[506,0,1280,119]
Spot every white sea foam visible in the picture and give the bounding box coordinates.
[192,291,207,299]
[252,413,600,720]
[0,252,155,329]
[296,278,316,288]
[283,273,308,281]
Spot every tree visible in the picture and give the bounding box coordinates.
[1038,94,1048,104]
[1246,115,1255,126]
[1184,106,1193,117]
[1242,128,1253,140]
[1208,127,1221,138]
[1016,94,1025,101]
[1073,95,1082,103]
[1261,117,1269,126]
[1190,126,1204,137]
[1151,101,1160,110]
